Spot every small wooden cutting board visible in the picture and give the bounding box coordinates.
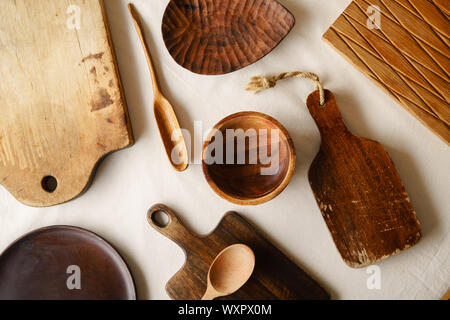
[307,90,422,268]
[148,204,330,300]
[0,0,134,207]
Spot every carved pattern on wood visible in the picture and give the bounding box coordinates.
[162,0,295,75]
[323,0,450,144]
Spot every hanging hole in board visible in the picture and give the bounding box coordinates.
[151,210,170,228]
[41,176,58,193]
[319,93,326,108]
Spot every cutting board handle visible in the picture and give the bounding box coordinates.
[147,204,196,246]
[307,89,349,139]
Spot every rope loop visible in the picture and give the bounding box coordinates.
[246,71,325,106]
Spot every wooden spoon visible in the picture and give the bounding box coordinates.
[128,3,188,172]
[201,244,255,300]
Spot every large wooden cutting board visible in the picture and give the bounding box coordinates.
[148,204,330,300]
[0,0,134,207]
[323,0,450,144]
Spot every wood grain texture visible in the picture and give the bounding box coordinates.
[0,226,136,300]
[0,0,134,207]
[442,289,450,300]
[323,0,450,144]
[148,204,330,300]
[202,112,296,205]
[307,90,422,268]
[162,0,295,75]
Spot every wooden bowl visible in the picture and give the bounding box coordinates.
[162,0,295,75]
[202,112,295,205]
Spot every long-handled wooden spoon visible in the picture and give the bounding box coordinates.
[201,244,255,300]
[128,3,188,172]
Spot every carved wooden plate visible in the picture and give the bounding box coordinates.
[162,0,296,75]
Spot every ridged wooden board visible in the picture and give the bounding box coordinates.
[148,204,330,300]
[0,0,134,207]
[323,0,450,145]
[162,0,295,75]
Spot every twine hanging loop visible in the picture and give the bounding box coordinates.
[246,71,326,106]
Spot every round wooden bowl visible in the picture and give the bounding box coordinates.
[202,112,296,205]
[162,0,295,75]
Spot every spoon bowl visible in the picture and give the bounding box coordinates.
[202,244,255,300]
[153,96,189,172]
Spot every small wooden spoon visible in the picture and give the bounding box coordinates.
[128,3,188,172]
[202,244,255,300]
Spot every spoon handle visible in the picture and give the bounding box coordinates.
[128,3,161,95]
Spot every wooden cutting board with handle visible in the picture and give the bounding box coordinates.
[307,90,422,268]
[0,0,134,207]
[148,204,330,300]
[323,0,450,145]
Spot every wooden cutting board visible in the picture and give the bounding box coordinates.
[307,90,422,268]
[148,204,330,300]
[0,0,134,207]
[323,0,450,145]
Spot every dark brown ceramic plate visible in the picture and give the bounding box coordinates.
[0,226,136,300]
[162,0,295,75]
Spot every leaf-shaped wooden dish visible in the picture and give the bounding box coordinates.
[162,0,295,75]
